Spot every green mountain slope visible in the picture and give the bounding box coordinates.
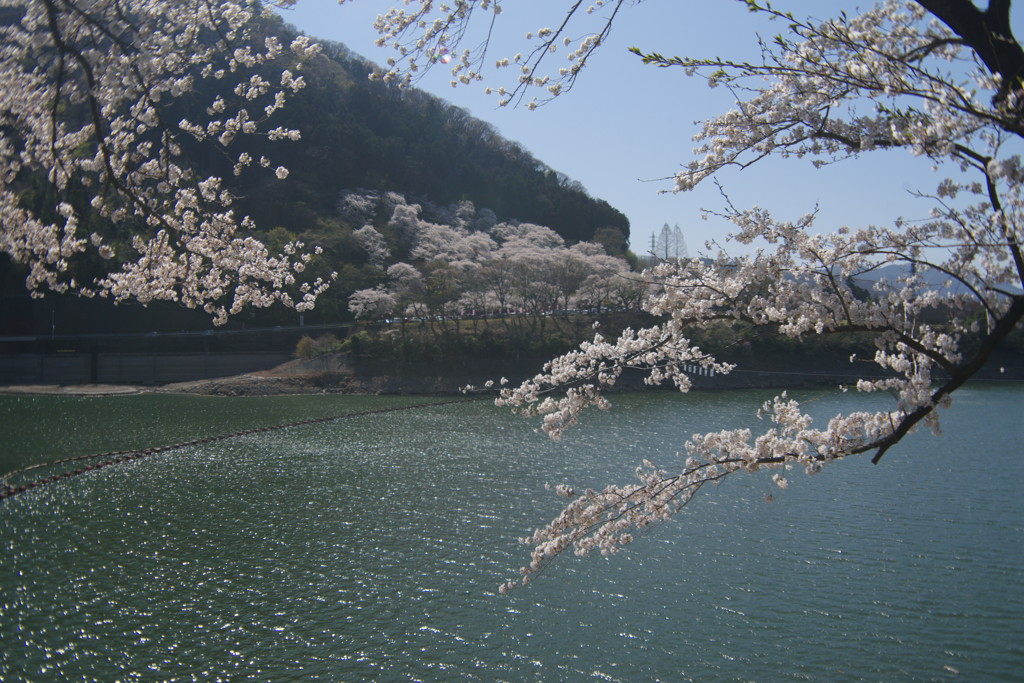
[1,13,630,336]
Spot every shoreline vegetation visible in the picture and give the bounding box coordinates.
[2,317,1020,398]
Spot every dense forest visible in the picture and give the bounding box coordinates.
[0,12,631,336]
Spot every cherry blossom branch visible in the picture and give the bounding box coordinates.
[1,0,332,321]
[870,293,1024,462]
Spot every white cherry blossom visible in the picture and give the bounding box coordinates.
[1,0,330,322]
[375,1,1024,591]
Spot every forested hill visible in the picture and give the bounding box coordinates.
[226,15,630,247]
[0,12,631,335]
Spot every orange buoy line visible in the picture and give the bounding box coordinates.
[1,397,486,502]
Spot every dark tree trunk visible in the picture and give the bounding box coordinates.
[915,0,1024,130]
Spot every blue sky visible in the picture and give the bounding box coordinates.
[276,1,1021,256]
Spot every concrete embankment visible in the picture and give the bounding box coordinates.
[1,348,1019,397]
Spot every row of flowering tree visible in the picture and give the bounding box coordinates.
[344,192,645,341]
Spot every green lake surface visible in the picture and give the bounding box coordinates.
[1,383,1022,681]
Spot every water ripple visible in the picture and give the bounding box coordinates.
[2,387,1023,680]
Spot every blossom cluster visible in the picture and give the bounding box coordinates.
[664,1,1015,194]
[0,0,330,323]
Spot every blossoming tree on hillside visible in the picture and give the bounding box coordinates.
[363,0,1024,590]
[346,192,633,325]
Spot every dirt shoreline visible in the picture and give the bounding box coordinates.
[0,353,483,397]
[0,383,153,396]
[0,373,405,398]
[0,377,317,397]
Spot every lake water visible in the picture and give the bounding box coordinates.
[1,384,1022,681]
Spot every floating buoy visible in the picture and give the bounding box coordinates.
[2,397,485,501]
